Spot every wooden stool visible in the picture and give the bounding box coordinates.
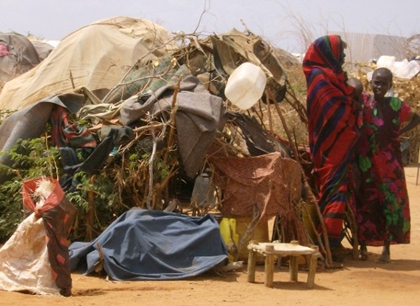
[247,240,320,288]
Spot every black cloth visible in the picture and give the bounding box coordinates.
[59,126,134,192]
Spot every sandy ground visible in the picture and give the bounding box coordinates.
[1,167,420,306]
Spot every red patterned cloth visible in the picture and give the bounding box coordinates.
[0,44,11,56]
[22,177,77,296]
[210,152,307,244]
[50,105,97,148]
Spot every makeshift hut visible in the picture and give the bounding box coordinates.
[0,16,330,292]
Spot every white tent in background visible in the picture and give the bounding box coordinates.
[331,32,408,63]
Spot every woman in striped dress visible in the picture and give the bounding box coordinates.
[302,35,359,259]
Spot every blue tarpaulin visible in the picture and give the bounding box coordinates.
[69,209,228,280]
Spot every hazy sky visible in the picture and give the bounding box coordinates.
[2,0,419,52]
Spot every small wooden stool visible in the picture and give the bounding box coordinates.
[247,240,320,288]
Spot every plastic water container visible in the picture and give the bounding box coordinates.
[219,218,239,262]
[394,60,420,79]
[224,62,267,110]
[376,55,396,70]
[190,172,216,208]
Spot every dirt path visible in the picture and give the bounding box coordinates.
[1,167,420,306]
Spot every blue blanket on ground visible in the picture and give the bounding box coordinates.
[69,209,228,280]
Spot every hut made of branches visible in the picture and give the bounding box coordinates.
[0,28,329,266]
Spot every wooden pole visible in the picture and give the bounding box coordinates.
[265,95,274,134]
[86,175,96,241]
[346,199,360,260]
[306,177,333,268]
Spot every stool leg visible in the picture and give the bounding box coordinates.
[264,254,275,287]
[289,256,298,281]
[247,249,257,283]
[307,254,318,288]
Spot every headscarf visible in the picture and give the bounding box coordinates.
[303,35,353,96]
[302,35,356,156]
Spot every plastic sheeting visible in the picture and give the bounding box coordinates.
[69,209,228,280]
[0,214,59,295]
[0,16,175,111]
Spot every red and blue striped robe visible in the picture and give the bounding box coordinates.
[302,35,359,249]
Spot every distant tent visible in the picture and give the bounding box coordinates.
[0,32,41,84]
[29,39,54,61]
[0,16,176,111]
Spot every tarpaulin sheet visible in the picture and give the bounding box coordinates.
[69,209,228,280]
[119,75,225,178]
[0,93,84,177]
[0,16,175,111]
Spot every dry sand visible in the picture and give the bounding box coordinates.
[1,167,420,306]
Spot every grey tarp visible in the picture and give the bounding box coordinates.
[69,208,228,280]
[119,75,225,178]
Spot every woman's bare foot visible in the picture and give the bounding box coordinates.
[360,243,368,261]
[378,252,391,263]
[378,241,391,263]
